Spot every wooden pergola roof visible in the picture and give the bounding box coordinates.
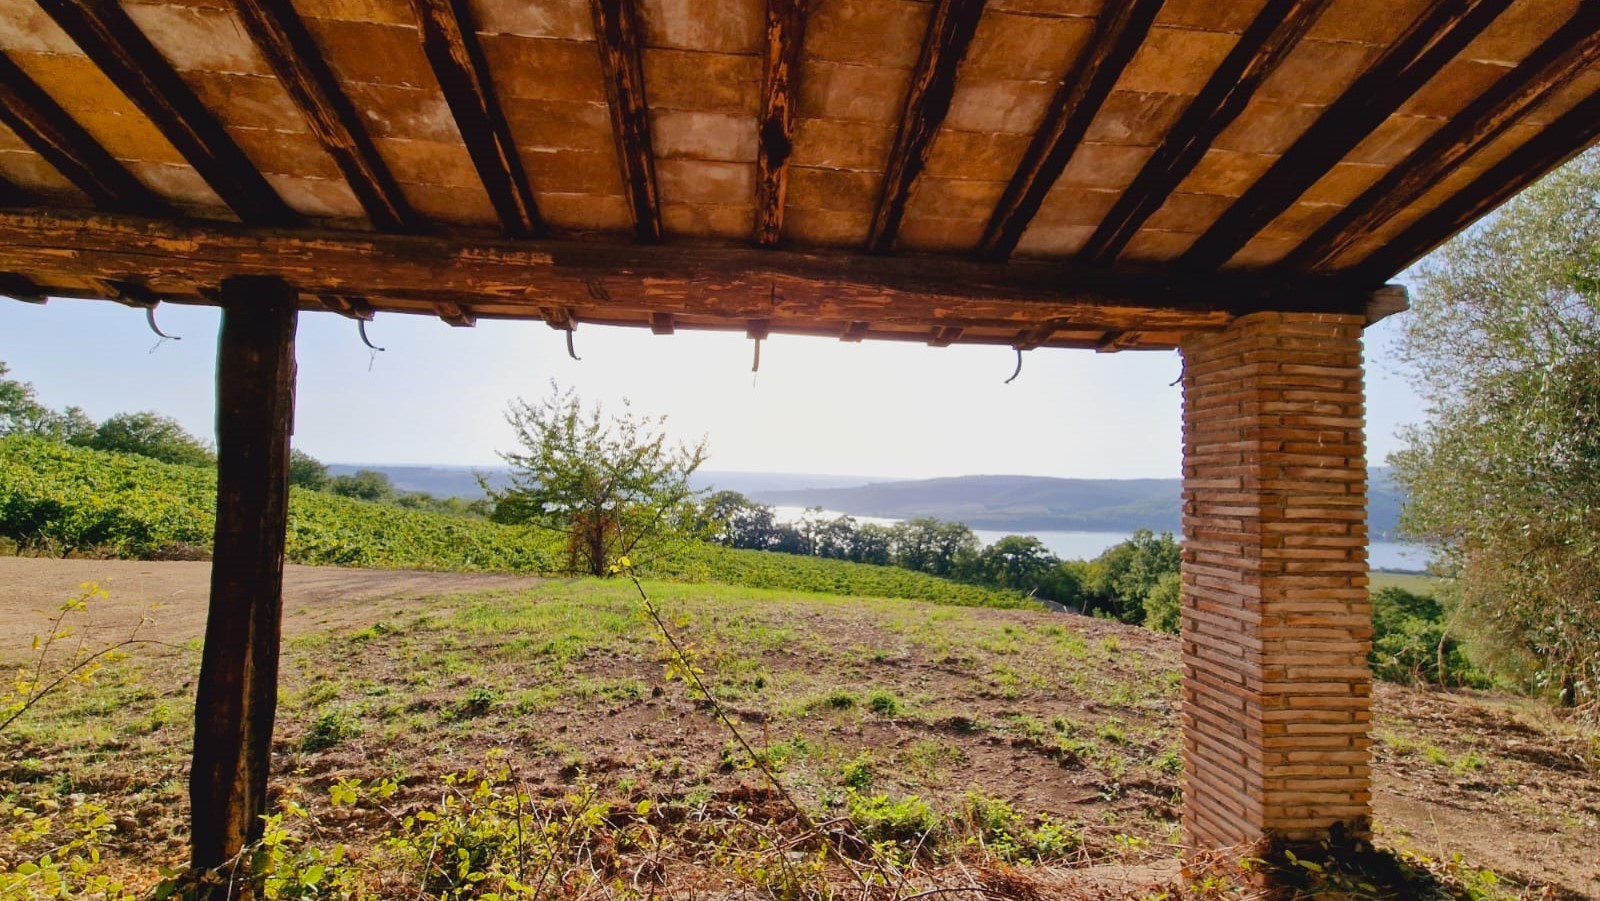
[2,0,1598,349]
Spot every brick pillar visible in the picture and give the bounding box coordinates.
[1178,311,1371,849]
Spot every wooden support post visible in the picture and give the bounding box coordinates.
[1178,312,1371,849]
[190,276,298,882]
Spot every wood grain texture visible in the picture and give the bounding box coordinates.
[866,0,987,254]
[410,0,543,238]
[1180,0,1514,270]
[238,0,422,233]
[754,0,809,247]
[0,51,173,215]
[1353,88,1600,282]
[1284,6,1600,272]
[433,300,476,326]
[36,0,298,225]
[590,0,662,243]
[0,209,1402,339]
[190,276,297,882]
[976,0,1162,261]
[1077,0,1335,265]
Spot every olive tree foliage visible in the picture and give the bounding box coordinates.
[1391,149,1600,706]
[89,411,216,467]
[488,385,707,577]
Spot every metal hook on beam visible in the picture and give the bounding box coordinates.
[566,328,580,361]
[752,335,763,373]
[358,318,385,352]
[1004,348,1023,385]
[146,305,180,341]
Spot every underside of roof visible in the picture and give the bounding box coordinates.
[1,0,1597,349]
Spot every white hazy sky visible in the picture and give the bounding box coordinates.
[0,290,1423,480]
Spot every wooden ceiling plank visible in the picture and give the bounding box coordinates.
[36,0,298,225]
[238,0,423,233]
[975,0,1162,262]
[0,207,1406,332]
[1078,0,1335,265]
[754,0,809,248]
[1355,89,1600,282]
[589,0,662,244]
[0,51,173,216]
[1180,0,1514,270]
[1285,8,1600,272]
[866,0,988,254]
[410,0,543,238]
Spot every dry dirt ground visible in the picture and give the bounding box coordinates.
[2,558,1598,898]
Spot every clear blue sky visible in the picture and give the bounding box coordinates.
[0,290,1422,479]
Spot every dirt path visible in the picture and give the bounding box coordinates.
[0,557,542,654]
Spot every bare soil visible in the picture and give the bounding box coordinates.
[2,558,1597,898]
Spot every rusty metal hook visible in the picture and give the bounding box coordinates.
[1004,348,1023,384]
[358,318,385,352]
[145,305,179,341]
[566,328,580,361]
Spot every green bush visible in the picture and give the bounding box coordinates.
[1371,586,1488,688]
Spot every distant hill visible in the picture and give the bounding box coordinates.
[324,465,898,502]
[751,468,1407,537]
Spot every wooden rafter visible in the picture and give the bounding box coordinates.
[840,321,869,342]
[650,312,675,334]
[928,325,964,347]
[1077,0,1333,265]
[1095,329,1141,353]
[589,0,662,243]
[976,0,1161,261]
[36,0,297,225]
[433,300,475,326]
[1354,88,1600,282]
[0,208,1403,335]
[1013,321,1058,350]
[866,0,987,254]
[410,0,543,239]
[0,271,47,302]
[754,0,809,247]
[1284,8,1600,272]
[0,51,173,215]
[1180,0,1513,270]
[237,0,422,233]
[0,174,37,207]
[317,294,373,320]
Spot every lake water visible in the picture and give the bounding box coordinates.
[771,506,1429,572]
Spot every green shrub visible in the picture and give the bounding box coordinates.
[1371,586,1488,688]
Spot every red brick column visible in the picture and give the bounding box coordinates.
[1178,311,1371,849]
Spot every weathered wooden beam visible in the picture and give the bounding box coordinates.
[1095,329,1141,353]
[434,300,476,326]
[96,277,159,308]
[1180,0,1513,270]
[928,325,963,347]
[1078,0,1333,265]
[866,0,987,254]
[0,208,1402,333]
[589,0,662,243]
[190,276,297,882]
[37,0,297,225]
[1354,90,1600,282]
[649,311,675,334]
[0,173,38,207]
[237,0,422,233]
[840,320,869,342]
[754,0,809,247]
[976,0,1161,261]
[410,0,543,238]
[1013,321,1058,350]
[1284,8,1600,272]
[542,306,577,330]
[0,51,173,215]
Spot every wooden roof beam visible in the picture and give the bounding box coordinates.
[1284,7,1600,272]
[866,0,987,254]
[0,272,47,303]
[0,173,38,207]
[1078,0,1334,265]
[976,0,1162,262]
[1355,89,1600,282]
[411,0,543,239]
[1014,322,1057,350]
[590,0,662,243]
[37,0,297,225]
[0,208,1406,333]
[0,51,173,216]
[928,325,963,347]
[1095,329,1141,353]
[238,0,423,233]
[650,312,675,335]
[96,278,159,309]
[754,0,809,247]
[542,306,577,330]
[840,321,869,342]
[1181,0,1514,270]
